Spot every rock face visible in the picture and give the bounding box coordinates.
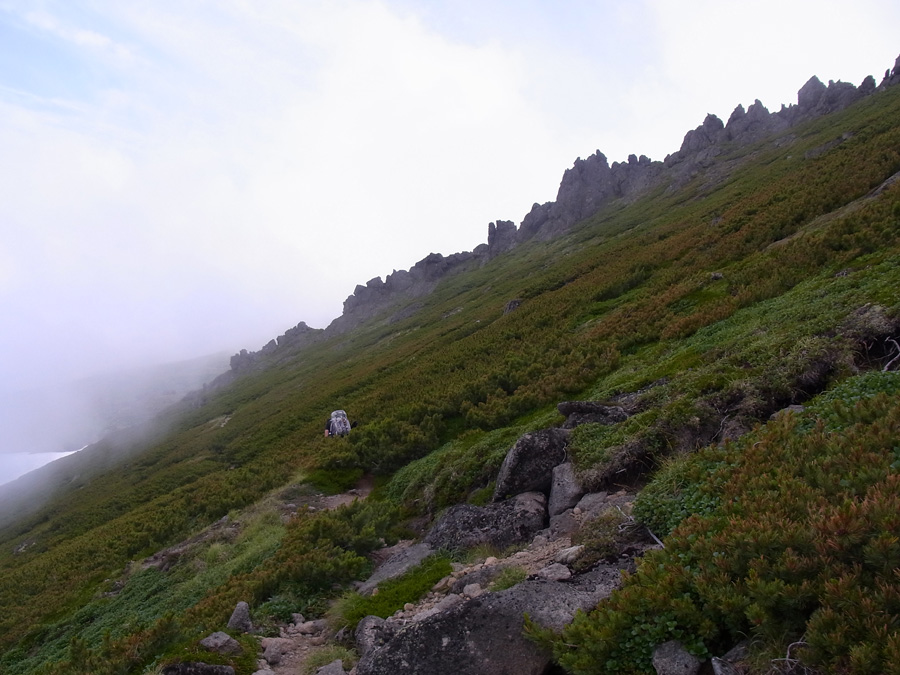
[356,568,622,675]
[492,429,570,501]
[424,492,547,552]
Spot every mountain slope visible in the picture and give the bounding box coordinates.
[1,60,900,674]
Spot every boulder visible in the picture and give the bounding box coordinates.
[315,660,347,675]
[162,664,235,675]
[536,563,571,581]
[574,492,608,517]
[226,601,252,633]
[652,640,701,675]
[358,542,434,596]
[492,429,570,501]
[262,641,283,666]
[198,631,242,655]
[425,492,547,552]
[549,510,578,539]
[356,570,621,675]
[548,462,584,517]
[557,401,628,429]
[355,615,396,660]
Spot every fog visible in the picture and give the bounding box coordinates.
[1,0,898,484]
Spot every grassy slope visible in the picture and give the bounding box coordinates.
[0,84,898,673]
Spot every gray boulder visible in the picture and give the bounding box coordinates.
[198,631,242,655]
[492,429,570,501]
[652,640,701,675]
[315,660,347,675]
[557,401,628,429]
[163,664,235,675]
[226,601,252,633]
[356,567,622,675]
[425,492,547,552]
[355,615,396,660]
[548,462,583,517]
[358,542,433,596]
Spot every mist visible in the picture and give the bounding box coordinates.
[0,352,229,487]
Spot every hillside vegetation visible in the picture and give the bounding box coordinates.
[1,75,900,674]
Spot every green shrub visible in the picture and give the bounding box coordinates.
[549,379,900,674]
[490,566,527,591]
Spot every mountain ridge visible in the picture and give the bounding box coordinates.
[224,54,900,377]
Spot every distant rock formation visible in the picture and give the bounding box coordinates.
[231,54,900,355]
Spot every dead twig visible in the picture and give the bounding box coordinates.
[883,336,900,372]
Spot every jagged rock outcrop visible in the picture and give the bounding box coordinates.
[492,428,571,500]
[355,567,624,675]
[487,220,517,258]
[881,54,900,88]
[228,55,900,358]
[424,492,547,552]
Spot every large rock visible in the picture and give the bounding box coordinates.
[358,542,434,596]
[492,429,570,501]
[315,660,348,675]
[198,631,242,655]
[355,615,396,660]
[425,492,547,552]
[548,462,583,517]
[557,401,628,429]
[356,567,623,675]
[226,601,252,632]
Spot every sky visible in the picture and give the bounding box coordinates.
[0,0,898,471]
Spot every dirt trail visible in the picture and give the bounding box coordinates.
[257,475,374,675]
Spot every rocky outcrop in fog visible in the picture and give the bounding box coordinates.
[231,55,900,361]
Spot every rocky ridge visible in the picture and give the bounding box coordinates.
[225,55,900,372]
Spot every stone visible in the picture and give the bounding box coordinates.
[358,542,434,596]
[315,660,348,675]
[548,462,584,517]
[574,492,608,517]
[492,429,570,500]
[536,563,571,581]
[355,615,395,660]
[555,545,584,565]
[252,670,276,675]
[226,601,252,633]
[355,576,619,675]
[263,642,283,666]
[549,510,578,539]
[425,492,547,553]
[557,401,628,429]
[462,583,484,598]
[198,631,242,655]
[162,664,235,675]
[652,640,701,675]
